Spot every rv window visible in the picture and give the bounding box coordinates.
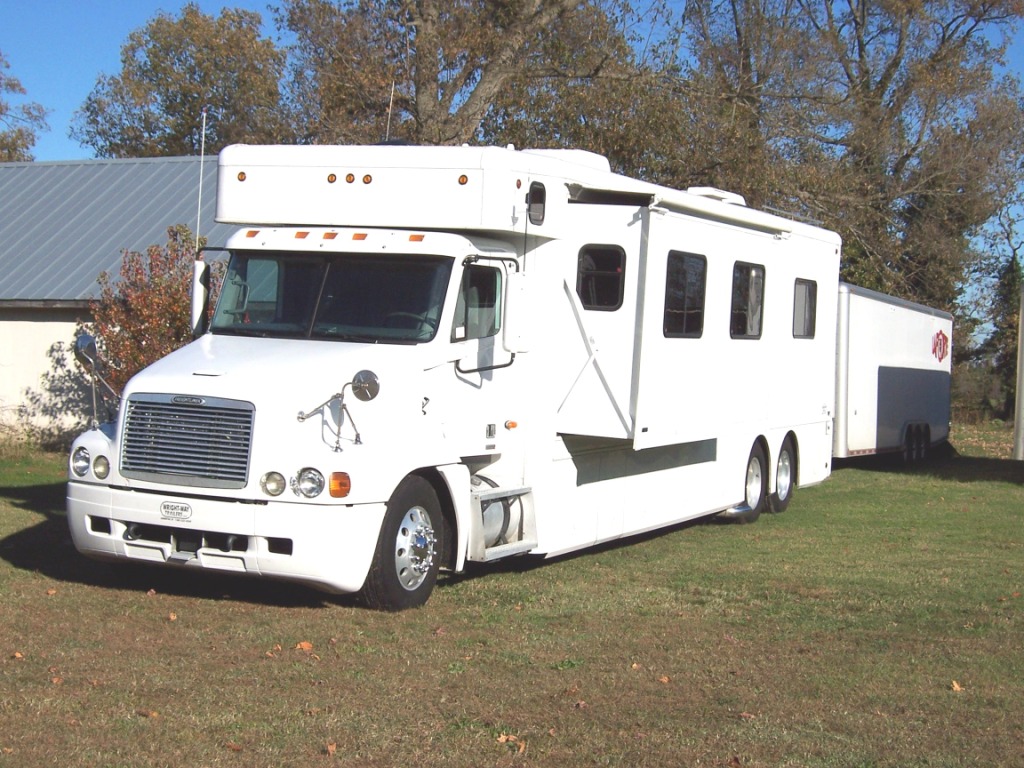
[664,251,706,338]
[730,262,765,339]
[577,245,625,311]
[452,264,502,341]
[793,279,817,338]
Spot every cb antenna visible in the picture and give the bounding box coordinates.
[195,106,209,253]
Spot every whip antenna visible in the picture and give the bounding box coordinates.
[195,107,209,253]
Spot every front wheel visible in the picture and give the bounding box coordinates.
[361,476,443,611]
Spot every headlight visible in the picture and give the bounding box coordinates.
[261,471,287,497]
[71,447,90,477]
[293,468,325,498]
[93,455,110,479]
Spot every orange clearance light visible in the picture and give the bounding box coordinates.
[362,174,373,184]
[245,230,260,238]
[346,173,356,184]
[505,420,518,430]
[458,174,469,186]
[330,472,351,498]
[409,234,425,242]
[295,231,309,239]
[237,171,247,182]
[327,173,337,184]
[353,232,368,241]
[323,232,338,240]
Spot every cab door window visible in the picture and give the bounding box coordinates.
[452,264,502,341]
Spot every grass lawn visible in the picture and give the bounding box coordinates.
[0,425,1022,767]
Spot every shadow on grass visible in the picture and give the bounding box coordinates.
[0,479,349,609]
[832,443,1024,485]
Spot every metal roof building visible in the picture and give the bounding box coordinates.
[0,155,238,436]
[0,155,237,305]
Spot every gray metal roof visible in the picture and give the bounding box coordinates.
[0,155,238,303]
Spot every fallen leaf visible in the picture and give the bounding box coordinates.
[46,588,57,596]
[167,612,177,622]
[146,589,157,596]
[225,741,243,752]
[326,741,337,757]
[658,675,670,684]
[11,652,24,660]
[739,712,756,720]
[574,700,589,709]
[50,677,64,685]
[295,641,314,652]
[136,709,159,719]
[630,662,641,670]
[951,680,964,692]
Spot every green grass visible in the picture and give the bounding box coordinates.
[0,426,1022,767]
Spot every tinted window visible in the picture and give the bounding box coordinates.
[793,279,817,338]
[731,262,765,339]
[576,245,626,311]
[452,265,502,340]
[664,251,707,338]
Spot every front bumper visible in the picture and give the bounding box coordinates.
[67,481,387,594]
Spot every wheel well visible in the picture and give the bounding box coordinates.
[412,469,459,571]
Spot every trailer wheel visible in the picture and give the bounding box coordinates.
[769,437,796,514]
[733,442,768,524]
[361,476,442,611]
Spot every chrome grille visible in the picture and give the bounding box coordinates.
[121,395,255,489]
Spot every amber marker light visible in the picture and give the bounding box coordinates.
[295,231,309,239]
[458,174,469,185]
[346,173,355,183]
[362,174,373,184]
[330,472,351,498]
[505,420,518,430]
[323,232,338,240]
[353,232,368,241]
[245,230,260,238]
[327,173,337,183]
[237,171,247,182]
[409,234,425,242]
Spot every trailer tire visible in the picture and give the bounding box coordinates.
[733,442,768,524]
[769,437,796,514]
[361,476,442,611]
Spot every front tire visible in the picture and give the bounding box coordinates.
[361,476,442,611]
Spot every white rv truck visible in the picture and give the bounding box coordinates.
[68,144,903,609]
[833,283,953,461]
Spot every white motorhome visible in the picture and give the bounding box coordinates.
[834,283,953,461]
[68,144,892,609]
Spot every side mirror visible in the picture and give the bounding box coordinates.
[74,334,99,370]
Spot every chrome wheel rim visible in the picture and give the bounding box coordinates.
[394,506,436,591]
[776,450,793,501]
[745,455,763,507]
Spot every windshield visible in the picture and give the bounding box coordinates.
[211,251,454,343]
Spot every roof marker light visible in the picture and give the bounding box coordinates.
[353,233,368,241]
[409,234,425,242]
[237,172,247,182]
[245,230,259,238]
[327,173,337,184]
[323,232,338,240]
[459,175,469,185]
[295,231,309,239]
[363,174,373,184]
[346,173,355,183]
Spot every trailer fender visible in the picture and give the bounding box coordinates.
[435,463,473,573]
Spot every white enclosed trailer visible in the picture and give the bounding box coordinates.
[68,144,856,608]
[833,283,953,460]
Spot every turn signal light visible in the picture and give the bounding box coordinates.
[330,472,351,498]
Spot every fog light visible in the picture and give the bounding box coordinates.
[93,455,110,479]
[71,447,90,477]
[294,468,325,498]
[261,471,287,497]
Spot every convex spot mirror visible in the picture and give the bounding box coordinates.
[74,334,99,370]
[351,370,380,402]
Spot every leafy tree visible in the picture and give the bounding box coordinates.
[673,0,1024,318]
[276,0,619,145]
[987,254,1023,417]
[71,4,288,158]
[85,226,214,395]
[0,50,49,161]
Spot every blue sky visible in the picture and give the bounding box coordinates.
[3,1,1023,162]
